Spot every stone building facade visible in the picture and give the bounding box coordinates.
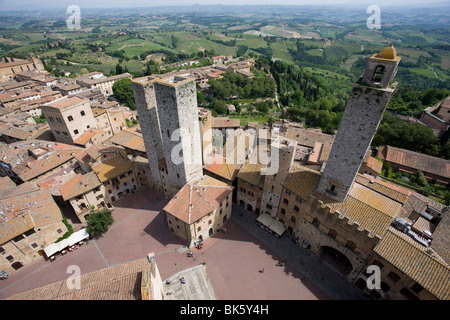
[41,96,97,144]
[163,176,233,247]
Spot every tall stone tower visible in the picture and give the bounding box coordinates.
[316,44,401,202]
[261,134,297,217]
[131,76,166,194]
[132,75,203,198]
[154,76,203,195]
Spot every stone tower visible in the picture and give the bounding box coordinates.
[131,76,166,195]
[154,76,203,195]
[261,134,297,217]
[316,44,401,202]
[131,75,203,198]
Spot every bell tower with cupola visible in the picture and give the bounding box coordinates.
[316,44,401,202]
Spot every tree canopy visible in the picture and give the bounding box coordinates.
[112,77,136,110]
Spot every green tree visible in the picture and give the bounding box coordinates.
[112,78,136,110]
[211,99,228,115]
[86,207,114,238]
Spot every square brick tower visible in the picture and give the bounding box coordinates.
[316,44,401,202]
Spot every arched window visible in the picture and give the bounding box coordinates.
[372,65,385,82]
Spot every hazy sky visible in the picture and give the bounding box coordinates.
[1,0,448,11]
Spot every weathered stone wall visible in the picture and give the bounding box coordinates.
[317,84,394,202]
[131,78,164,189]
[154,79,203,191]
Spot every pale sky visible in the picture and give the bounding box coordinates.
[0,0,448,11]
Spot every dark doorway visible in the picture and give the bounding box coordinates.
[319,246,353,276]
[11,261,23,270]
[247,204,253,212]
[209,228,213,236]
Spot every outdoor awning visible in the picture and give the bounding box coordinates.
[257,213,286,236]
[268,219,286,236]
[56,239,70,251]
[67,228,89,246]
[43,243,59,258]
[257,213,273,227]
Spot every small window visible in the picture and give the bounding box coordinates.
[68,116,74,121]
[312,218,320,228]
[330,185,336,192]
[80,111,85,116]
[387,271,401,283]
[74,129,79,135]
[411,283,424,294]
[328,229,337,239]
[290,216,296,223]
[294,206,299,212]
[345,241,356,252]
[31,243,38,249]
[280,208,286,215]
[283,198,289,205]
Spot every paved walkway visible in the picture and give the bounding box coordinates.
[231,204,369,300]
[0,186,367,300]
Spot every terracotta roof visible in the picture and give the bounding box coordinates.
[0,212,34,244]
[37,163,79,196]
[366,156,383,174]
[91,153,133,183]
[355,174,411,204]
[313,181,403,238]
[374,227,450,300]
[383,145,450,179]
[106,129,145,152]
[44,96,83,109]
[163,176,233,224]
[18,147,81,182]
[59,172,102,201]
[0,126,34,140]
[236,163,266,188]
[204,154,241,181]
[0,176,16,193]
[283,166,321,200]
[5,257,150,300]
[430,212,450,264]
[0,184,62,243]
[213,117,240,128]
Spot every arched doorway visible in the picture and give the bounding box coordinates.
[319,246,353,276]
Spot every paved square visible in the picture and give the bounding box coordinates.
[0,185,332,300]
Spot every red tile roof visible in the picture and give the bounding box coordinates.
[163,177,233,224]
